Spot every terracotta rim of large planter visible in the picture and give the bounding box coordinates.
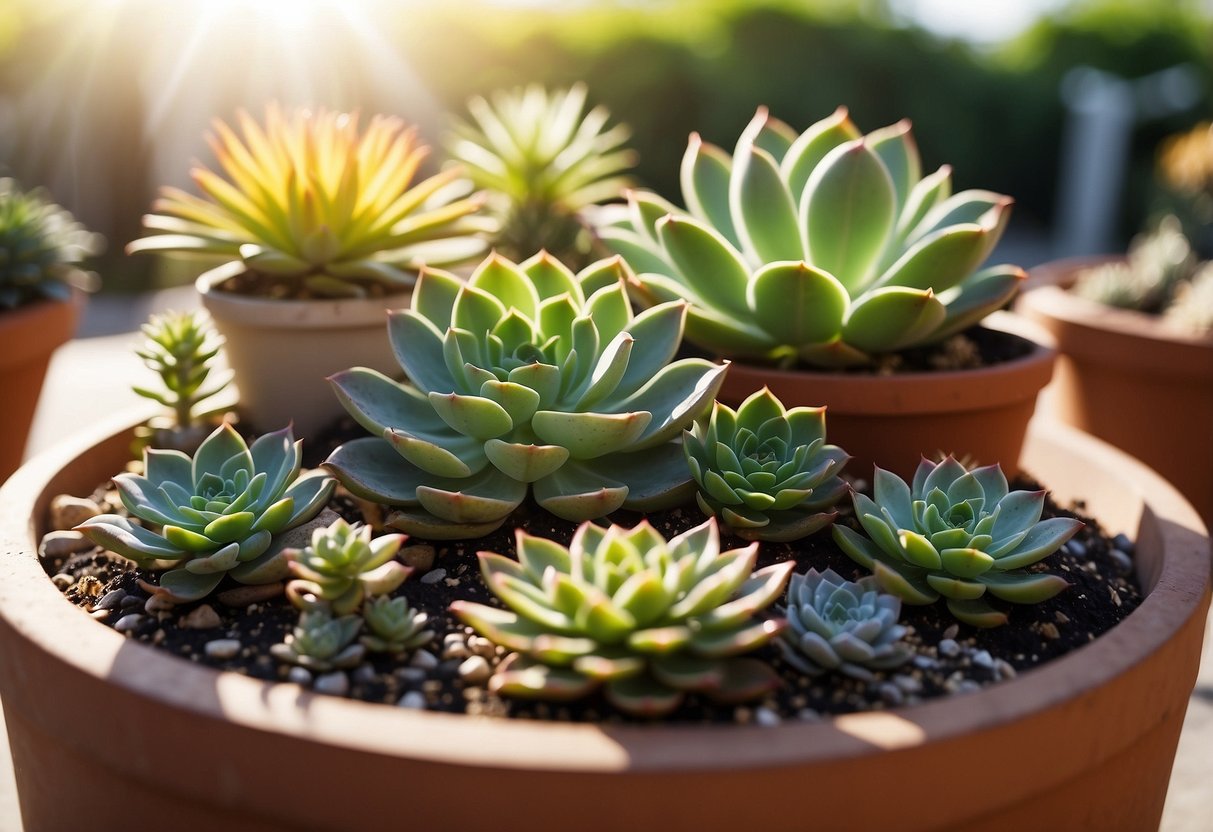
[0,411,1207,829]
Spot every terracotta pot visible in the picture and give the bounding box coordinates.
[1017,257,1213,524]
[0,414,1207,832]
[198,262,409,440]
[717,312,1056,481]
[0,294,80,483]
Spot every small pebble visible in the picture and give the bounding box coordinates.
[993,659,1017,681]
[215,583,283,607]
[409,649,439,670]
[1054,611,1071,624]
[114,614,144,633]
[912,655,938,670]
[971,649,994,669]
[420,568,447,585]
[399,545,436,573]
[352,665,378,685]
[1039,622,1060,640]
[1112,533,1135,555]
[89,609,111,621]
[204,639,242,660]
[39,530,93,559]
[468,636,496,659]
[120,594,144,609]
[941,624,959,641]
[877,683,904,706]
[49,495,102,530]
[1109,548,1133,575]
[96,589,126,611]
[314,672,350,697]
[145,595,175,614]
[398,691,427,709]
[1065,539,1087,558]
[938,638,961,658]
[954,679,982,694]
[892,674,922,694]
[797,708,821,722]
[179,604,222,630]
[287,667,313,686]
[458,655,491,685]
[754,707,781,727]
[395,668,427,686]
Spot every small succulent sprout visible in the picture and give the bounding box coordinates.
[128,105,493,299]
[133,310,231,431]
[285,518,410,614]
[76,424,335,603]
[833,457,1080,627]
[271,609,365,672]
[325,252,727,539]
[601,107,1022,367]
[685,387,848,541]
[448,83,635,266]
[0,178,100,309]
[779,568,911,680]
[450,517,792,717]
[360,595,434,654]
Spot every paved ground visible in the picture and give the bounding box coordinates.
[1,283,1209,829]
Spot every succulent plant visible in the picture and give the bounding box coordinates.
[325,252,726,539]
[779,568,911,680]
[833,457,1079,627]
[1166,262,1213,335]
[271,609,365,672]
[600,107,1022,367]
[127,105,492,299]
[285,518,411,614]
[450,517,791,717]
[684,387,848,541]
[133,310,231,432]
[0,178,99,309]
[360,595,434,654]
[1072,217,1193,313]
[448,83,635,266]
[77,424,335,603]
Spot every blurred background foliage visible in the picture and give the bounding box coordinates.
[0,0,1210,291]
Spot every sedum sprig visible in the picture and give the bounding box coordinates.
[133,310,231,431]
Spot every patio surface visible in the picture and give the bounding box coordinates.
[0,284,1209,829]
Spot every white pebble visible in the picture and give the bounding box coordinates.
[754,707,781,727]
[420,568,447,585]
[971,649,994,669]
[114,614,144,633]
[313,672,350,697]
[39,530,93,559]
[458,655,491,685]
[938,638,961,658]
[203,639,242,660]
[287,667,313,686]
[409,649,439,670]
[397,691,427,709]
[49,495,101,530]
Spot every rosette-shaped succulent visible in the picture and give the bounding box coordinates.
[325,252,726,539]
[448,83,634,266]
[600,107,1022,367]
[779,568,911,680]
[271,609,365,672]
[361,595,434,654]
[1167,263,1213,334]
[833,458,1080,627]
[285,519,410,614]
[451,517,792,716]
[128,105,491,298]
[0,178,99,309]
[685,387,848,541]
[77,424,335,603]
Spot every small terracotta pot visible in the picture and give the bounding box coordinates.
[1017,257,1213,524]
[0,294,80,482]
[717,312,1056,480]
[0,414,1206,832]
[198,263,409,440]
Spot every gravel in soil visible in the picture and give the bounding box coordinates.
[43,470,1142,725]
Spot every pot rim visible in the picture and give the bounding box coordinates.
[0,291,82,370]
[0,410,1207,775]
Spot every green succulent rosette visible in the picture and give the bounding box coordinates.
[833,457,1079,627]
[600,107,1022,367]
[77,424,335,603]
[325,252,726,539]
[451,517,792,716]
[285,518,410,614]
[0,177,99,309]
[685,387,848,541]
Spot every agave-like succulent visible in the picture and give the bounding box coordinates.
[271,609,365,672]
[0,178,99,309]
[685,387,848,541]
[360,595,434,654]
[76,424,335,603]
[324,252,726,539]
[833,457,1080,627]
[285,519,410,614]
[127,105,492,299]
[779,568,911,680]
[451,517,792,716]
[448,83,635,265]
[133,310,231,431]
[600,107,1022,367]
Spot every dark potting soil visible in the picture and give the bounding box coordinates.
[46,470,1142,725]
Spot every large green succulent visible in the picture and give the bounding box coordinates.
[448,84,635,266]
[324,252,726,539]
[685,387,848,541]
[451,518,792,716]
[0,178,99,309]
[77,424,335,603]
[600,107,1022,367]
[833,457,1079,627]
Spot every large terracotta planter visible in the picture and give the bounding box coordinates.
[0,413,1207,831]
[717,312,1056,480]
[198,262,409,440]
[0,294,80,483]
[1017,257,1213,525]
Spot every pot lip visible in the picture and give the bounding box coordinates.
[0,412,1207,774]
[196,262,413,328]
[1020,255,1213,352]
